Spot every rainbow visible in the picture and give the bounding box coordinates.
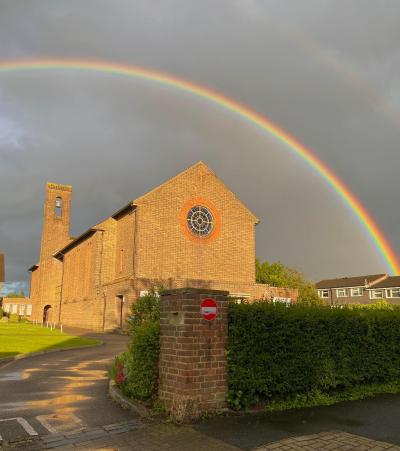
[0,58,398,274]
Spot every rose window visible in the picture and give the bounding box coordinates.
[186,205,214,237]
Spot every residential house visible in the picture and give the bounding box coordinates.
[316,274,387,305]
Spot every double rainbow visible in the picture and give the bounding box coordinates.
[0,58,398,274]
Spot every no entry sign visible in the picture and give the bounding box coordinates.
[200,298,217,321]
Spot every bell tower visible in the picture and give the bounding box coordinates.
[39,183,72,260]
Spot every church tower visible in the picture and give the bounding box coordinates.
[39,183,72,260]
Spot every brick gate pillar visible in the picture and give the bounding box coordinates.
[158,288,229,421]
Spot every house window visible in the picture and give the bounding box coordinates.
[11,304,17,314]
[318,290,329,298]
[336,289,348,297]
[3,304,9,313]
[19,304,25,316]
[26,305,32,316]
[350,287,363,297]
[370,289,384,299]
[387,288,400,298]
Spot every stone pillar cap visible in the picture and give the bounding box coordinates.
[160,287,229,296]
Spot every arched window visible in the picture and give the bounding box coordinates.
[55,196,62,217]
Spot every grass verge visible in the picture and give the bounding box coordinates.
[0,322,100,359]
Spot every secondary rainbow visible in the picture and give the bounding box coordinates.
[0,58,398,274]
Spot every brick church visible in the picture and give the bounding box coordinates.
[29,162,296,330]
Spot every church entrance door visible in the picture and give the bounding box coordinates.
[43,305,52,324]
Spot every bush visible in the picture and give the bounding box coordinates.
[128,290,160,331]
[348,300,394,310]
[227,302,400,409]
[123,321,160,402]
[114,291,161,403]
[9,314,20,323]
[0,307,3,319]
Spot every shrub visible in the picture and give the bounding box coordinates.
[0,307,3,319]
[9,314,20,323]
[128,290,160,331]
[227,302,400,409]
[110,353,128,384]
[348,300,394,310]
[114,291,161,403]
[123,320,160,402]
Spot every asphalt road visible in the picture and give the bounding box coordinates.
[0,330,136,443]
[195,394,400,449]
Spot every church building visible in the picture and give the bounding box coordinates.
[29,162,297,330]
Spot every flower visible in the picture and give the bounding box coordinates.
[115,361,126,384]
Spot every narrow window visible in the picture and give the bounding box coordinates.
[119,249,124,272]
[55,196,62,217]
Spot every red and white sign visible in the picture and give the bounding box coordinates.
[200,298,218,321]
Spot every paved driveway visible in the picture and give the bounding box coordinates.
[0,329,135,443]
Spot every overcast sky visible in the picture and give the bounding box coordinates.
[0,0,399,289]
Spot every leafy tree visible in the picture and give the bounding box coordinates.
[5,291,26,298]
[256,259,322,305]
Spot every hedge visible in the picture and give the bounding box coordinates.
[227,302,400,409]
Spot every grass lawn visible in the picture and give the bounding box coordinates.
[0,322,100,360]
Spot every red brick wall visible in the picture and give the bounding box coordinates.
[158,288,229,420]
[134,162,257,285]
[30,164,297,331]
[31,183,72,323]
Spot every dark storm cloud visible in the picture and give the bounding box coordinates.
[0,0,399,285]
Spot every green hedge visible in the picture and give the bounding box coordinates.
[227,302,400,409]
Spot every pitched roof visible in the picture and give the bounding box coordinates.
[54,228,101,260]
[316,274,387,289]
[368,276,400,289]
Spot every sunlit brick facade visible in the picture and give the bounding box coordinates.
[29,162,297,330]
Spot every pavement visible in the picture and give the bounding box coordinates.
[1,328,400,450]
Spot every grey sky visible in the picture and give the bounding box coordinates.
[0,0,399,286]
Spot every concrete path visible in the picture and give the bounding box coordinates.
[0,329,135,444]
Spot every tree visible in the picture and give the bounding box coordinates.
[256,259,322,305]
[5,291,26,298]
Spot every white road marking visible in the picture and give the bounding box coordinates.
[0,371,23,381]
[0,417,38,440]
[35,415,57,434]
